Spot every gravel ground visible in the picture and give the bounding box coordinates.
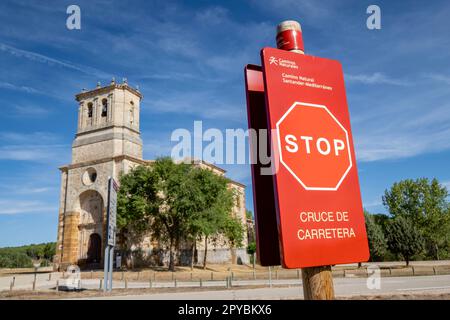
[2,286,450,300]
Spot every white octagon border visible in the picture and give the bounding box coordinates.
[276,101,353,191]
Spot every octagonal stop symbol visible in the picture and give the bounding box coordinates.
[276,102,352,191]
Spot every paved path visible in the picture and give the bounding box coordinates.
[73,275,450,300]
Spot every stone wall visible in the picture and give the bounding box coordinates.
[60,211,80,268]
[131,247,250,268]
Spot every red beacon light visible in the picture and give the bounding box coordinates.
[276,20,304,54]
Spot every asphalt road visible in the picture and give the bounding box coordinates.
[74,275,450,300]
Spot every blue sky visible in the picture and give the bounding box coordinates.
[0,0,449,247]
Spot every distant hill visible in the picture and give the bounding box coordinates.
[0,242,56,268]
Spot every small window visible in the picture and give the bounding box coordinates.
[82,168,97,186]
[130,101,134,125]
[87,103,93,118]
[101,99,108,117]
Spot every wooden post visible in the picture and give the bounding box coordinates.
[268,266,272,288]
[301,266,335,300]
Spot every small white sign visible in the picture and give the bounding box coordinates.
[107,178,118,246]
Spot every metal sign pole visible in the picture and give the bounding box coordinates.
[104,177,118,292]
[108,246,114,291]
[103,245,110,292]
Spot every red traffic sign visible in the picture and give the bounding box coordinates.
[245,65,281,266]
[261,47,369,268]
[277,102,352,191]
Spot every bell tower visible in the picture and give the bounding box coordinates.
[73,78,143,163]
[54,79,145,270]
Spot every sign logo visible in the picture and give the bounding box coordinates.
[276,102,352,191]
[269,56,278,65]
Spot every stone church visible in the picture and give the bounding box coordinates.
[53,79,248,270]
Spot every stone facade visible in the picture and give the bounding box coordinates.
[53,80,248,271]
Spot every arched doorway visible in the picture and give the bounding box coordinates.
[87,233,102,263]
[78,190,104,264]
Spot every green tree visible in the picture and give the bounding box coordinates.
[220,214,244,265]
[151,158,201,271]
[372,213,390,233]
[385,216,424,266]
[42,243,56,261]
[247,241,257,268]
[382,178,450,259]
[364,211,388,261]
[0,252,32,268]
[0,243,56,268]
[117,158,244,271]
[117,165,160,268]
[184,166,240,270]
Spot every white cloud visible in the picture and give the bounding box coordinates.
[0,144,69,162]
[0,81,42,94]
[0,43,111,79]
[346,73,411,86]
[0,200,57,215]
[355,125,450,162]
[12,105,49,116]
[0,131,59,144]
[363,200,383,208]
[424,73,450,85]
[349,71,450,162]
[146,92,246,122]
[195,6,229,25]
